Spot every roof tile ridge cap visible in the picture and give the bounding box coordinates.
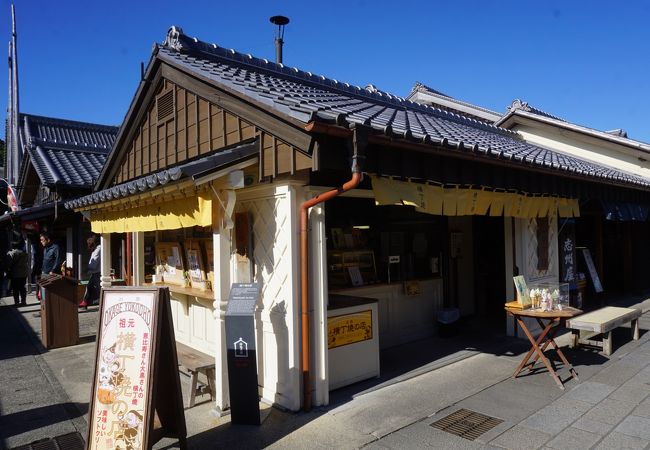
[20,113,119,132]
[160,27,428,112]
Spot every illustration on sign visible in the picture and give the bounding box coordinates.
[234,337,248,357]
[328,310,373,349]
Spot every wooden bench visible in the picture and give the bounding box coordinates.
[566,306,641,356]
[176,342,215,408]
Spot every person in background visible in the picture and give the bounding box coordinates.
[39,232,64,302]
[5,241,29,306]
[80,234,101,308]
[39,232,63,275]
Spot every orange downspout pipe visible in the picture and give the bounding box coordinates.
[300,125,365,411]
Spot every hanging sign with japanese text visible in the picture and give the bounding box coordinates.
[558,219,576,288]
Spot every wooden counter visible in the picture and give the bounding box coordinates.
[327,294,379,390]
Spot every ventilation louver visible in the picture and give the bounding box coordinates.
[157,89,175,122]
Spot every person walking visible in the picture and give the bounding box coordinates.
[5,241,29,306]
[80,234,101,308]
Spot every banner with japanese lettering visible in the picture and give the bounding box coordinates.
[89,290,155,449]
[559,219,577,288]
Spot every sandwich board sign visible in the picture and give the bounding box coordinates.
[86,287,186,449]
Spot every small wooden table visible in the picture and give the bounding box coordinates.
[505,306,583,389]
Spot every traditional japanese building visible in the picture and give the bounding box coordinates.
[66,26,650,413]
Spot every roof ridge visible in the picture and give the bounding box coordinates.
[410,82,502,117]
[160,26,519,139]
[19,112,119,131]
[507,99,566,122]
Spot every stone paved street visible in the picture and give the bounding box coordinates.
[2,293,650,449]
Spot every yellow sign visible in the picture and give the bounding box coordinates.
[328,310,373,349]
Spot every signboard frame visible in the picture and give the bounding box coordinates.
[86,287,186,450]
[581,248,604,293]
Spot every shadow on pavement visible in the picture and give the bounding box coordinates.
[0,402,86,439]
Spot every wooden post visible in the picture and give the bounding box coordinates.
[133,232,145,285]
[100,234,112,289]
[212,190,231,414]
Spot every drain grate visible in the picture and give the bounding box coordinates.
[10,431,84,450]
[430,408,503,441]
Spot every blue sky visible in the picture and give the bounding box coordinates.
[2,1,649,142]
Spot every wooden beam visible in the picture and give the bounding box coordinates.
[161,64,312,152]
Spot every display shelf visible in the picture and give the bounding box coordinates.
[328,250,377,288]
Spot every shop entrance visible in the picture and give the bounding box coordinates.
[472,216,506,328]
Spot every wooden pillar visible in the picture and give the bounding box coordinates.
[212,192,231,414]
[100,233,112,289]
[132,232,145,285]
[66,227,74,272]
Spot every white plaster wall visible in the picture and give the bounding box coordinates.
[514,125,650,178]
[237,183,301,412]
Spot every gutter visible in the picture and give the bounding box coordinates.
[299,124,367,411]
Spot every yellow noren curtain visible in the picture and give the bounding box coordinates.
[369,176,580,218]
[90,191,212,233]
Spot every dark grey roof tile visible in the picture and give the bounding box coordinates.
[146,27,650,190]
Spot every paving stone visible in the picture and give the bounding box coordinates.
[609,382,650,405]
[389,422,482,449]
[489,424,552,450]
[545,426,601,450]
[593,431,649,449]
[521,398,591,435]
[590,363,640,386]
[614,415,650,440]
[571,417,613,435]
[584,397,637,425]
[563,381,615,404]
[631,397,650,419]
[457,383,551,422]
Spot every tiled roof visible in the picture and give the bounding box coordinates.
[19,114,118,187]
[141,27,650,190]
[66,140,258,209]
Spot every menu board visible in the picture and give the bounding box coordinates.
[87,287,186,449]
[88,290,156,449]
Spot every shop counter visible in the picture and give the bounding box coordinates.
[328,294,380,390]
[331,278,444,349]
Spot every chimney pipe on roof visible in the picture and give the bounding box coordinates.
[270,15,289,64]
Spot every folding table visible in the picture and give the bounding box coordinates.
[505,305,583,389]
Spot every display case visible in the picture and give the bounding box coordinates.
[527,281,570,311]
[328,250,377,288]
